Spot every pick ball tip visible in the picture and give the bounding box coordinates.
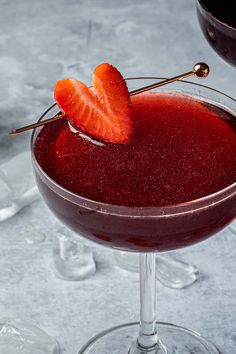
[193,62,210,78]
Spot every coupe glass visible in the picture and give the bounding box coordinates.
[196,0,236,67]
[31,78,236,354]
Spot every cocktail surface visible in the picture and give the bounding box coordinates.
[35,92,236,207]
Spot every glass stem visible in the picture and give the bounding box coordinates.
[137,253,159,350]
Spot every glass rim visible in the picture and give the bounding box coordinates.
[197,0,236,32]
[31,77,236,217]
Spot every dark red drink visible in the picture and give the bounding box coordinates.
[33,92,236,251]
[197,0,236,67]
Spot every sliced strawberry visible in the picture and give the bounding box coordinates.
[54,63,133,144]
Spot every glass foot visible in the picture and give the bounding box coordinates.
[114,251,198,289]
[0,318,60,354]
[78,322,220,354]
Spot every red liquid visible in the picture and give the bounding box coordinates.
[34,93,236,251]
[35,93,236,206]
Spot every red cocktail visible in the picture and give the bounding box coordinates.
[32,77,236,353]
[34,90,236,252]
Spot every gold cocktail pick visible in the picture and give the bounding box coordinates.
[9,62,209,136]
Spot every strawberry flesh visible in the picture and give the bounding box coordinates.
[54,63,133,144]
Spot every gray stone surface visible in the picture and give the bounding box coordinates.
[0,0,236,353]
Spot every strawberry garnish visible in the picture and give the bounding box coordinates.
[54,63,133,144]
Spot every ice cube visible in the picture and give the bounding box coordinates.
[52,227,96,281]
[114,251,198,289]
[229,220,236,235]
[155,254,198,289]
[24,228,46,244]
[0,151,40,222]
[0,318,60,354]
[114,250,139,273]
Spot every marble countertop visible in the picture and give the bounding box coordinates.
[0,0,236,353]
